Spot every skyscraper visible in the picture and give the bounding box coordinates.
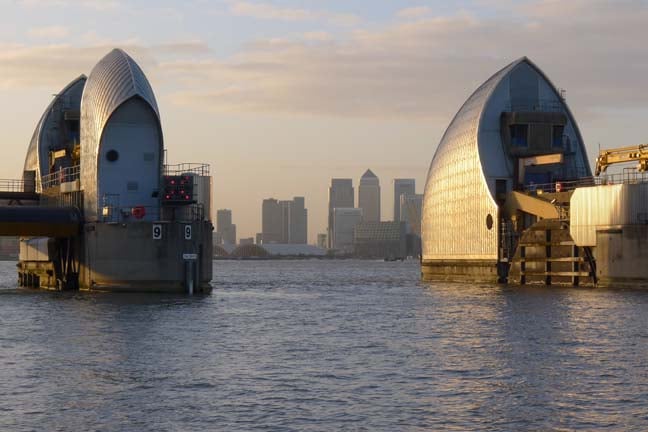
[263,197,308,244]
[358,169,380,222]
[216,209,236,245]
[262,198,282,244]
[332,208,362,253]
[328,179,354,248]
[393,179,415,222]
[400,193,423,236]
[290,196,308,244]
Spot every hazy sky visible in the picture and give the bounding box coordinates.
[1,0,647,242]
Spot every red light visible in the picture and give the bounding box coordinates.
[170,180,176,185]
[165,195,171,199]
[185,195,190,200]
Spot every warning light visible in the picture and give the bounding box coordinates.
[162,175,194,205]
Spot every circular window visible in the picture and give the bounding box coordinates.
[106,150,119,162]
[486,214,494,230]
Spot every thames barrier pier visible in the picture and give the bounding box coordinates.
[421,57,648,288]
[0,49,212,293]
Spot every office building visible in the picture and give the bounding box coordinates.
[262,198,282,244]
[358,169,380,222]
[393,179,415,222]
[332,208,362,253]
[328,179,354,248]
[354,221,407,259]
[216,209,236,245]
[400,193,423,236]
[262,197,308,244]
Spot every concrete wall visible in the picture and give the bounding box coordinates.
[595,225,648,288]
[80,220,212,293]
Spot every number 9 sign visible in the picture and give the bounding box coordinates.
[152,224,162,240]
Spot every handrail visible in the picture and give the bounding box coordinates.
[522,171,648,194]
[42,165,81,189]
[164,163,210,176]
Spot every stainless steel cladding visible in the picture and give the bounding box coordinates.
[422,57,590,264]
[570,183,648,246]
[23,76,86,190]
[80,49,161,221]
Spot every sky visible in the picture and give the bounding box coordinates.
[1,0,648,242]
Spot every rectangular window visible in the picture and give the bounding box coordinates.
[552,125,565,148]
[510,124,529,147]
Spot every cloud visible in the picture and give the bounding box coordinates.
[167,0,648,119]
[3,0,648,121]
[0,41,209,89]
[27,25,70,39]
[396,6,432,19]
[227,1,359,26]
[18,0,120,10]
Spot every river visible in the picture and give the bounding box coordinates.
[1,259,647,431]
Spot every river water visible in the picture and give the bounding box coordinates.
[1,259,647,431]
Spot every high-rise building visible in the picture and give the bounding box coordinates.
[263,197,308,244]
[216,209,236,244]
[328,179,354,248]
[332,208,362,253]
[290,197,308,244]
[262,198,282,244]
[279,200,292,243]
[358,169,380,222]
[400,193,423,236]
[393,179,415,222]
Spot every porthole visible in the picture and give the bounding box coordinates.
[106,150,119,162]
[486,214,494,230]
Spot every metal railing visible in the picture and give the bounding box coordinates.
[41,165,81,189]
[164,163,210,176]
[101,203,205,223]
[0,179,33,193]
[522,171,648,194]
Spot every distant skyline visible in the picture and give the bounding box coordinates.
[1,0,648,241]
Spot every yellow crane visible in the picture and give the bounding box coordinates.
[595,144,648,176]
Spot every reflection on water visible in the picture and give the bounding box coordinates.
[1,260,647,430]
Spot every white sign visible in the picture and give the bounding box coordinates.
[152,224,162,240]
[184,225,192,240]
[183,253,198,260]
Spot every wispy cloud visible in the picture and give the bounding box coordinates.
[3,0,648,121]
[27,25,70,39]
[19,0,120,10]
[227,1,359,26]
[396,6,432,19]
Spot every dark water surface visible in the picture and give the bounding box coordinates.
[1,260,647,431]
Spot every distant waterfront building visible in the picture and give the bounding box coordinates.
[262,197,307,244]
[317,233,327,249]
[216,209,236,245]
[255,233,263,245]
[354,221,406,259]
[358,169,380,222]
[400,193,423,236]
[328,179,354,248]
[332,208,362,253]
[393,179,415,222]
[262,198,282,244]
[239,237,254,246]
[290,197,308,244]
